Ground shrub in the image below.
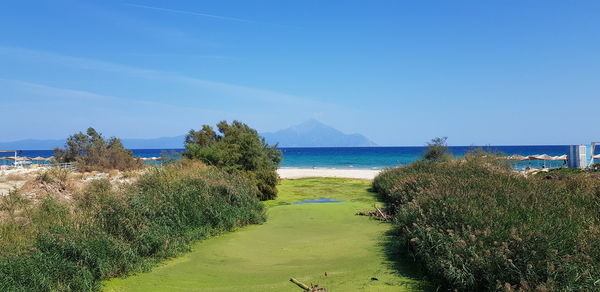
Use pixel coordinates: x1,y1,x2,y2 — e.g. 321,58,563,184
422,137,451,161
372,166,410,195
0,162,265,291
373,156,600,291
183,120,282,200
0,188,29,219
54,128,142,172
36,168,69,184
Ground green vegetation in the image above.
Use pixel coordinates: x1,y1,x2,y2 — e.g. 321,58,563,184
373,156,600,291
0,161,264,291
0,188,29,219
422,137,451,161
183,121,282,200
104,178,428,291
54,128,142,171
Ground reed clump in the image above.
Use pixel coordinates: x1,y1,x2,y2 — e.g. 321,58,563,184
0,161,265,291
373,156,600,291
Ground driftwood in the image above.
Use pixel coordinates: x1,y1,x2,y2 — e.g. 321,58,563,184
374,205,390,220
356,204,391,221
290,278,310,290
289,278,327,291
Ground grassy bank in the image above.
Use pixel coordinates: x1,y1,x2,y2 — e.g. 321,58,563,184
373,157,600,291
104,178,429,291
0,162,265,291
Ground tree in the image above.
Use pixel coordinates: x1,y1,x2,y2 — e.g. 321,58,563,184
183,121,282,200
54,128,142,171
423,137,451,161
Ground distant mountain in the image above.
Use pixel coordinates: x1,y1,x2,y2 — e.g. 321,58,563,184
262,119,377,147
0,120,376,149
0,136,186,150
0,139,65,151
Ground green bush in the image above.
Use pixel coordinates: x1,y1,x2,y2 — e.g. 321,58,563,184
35,168,70,184
54,127,142,172
422,137,451,161
373,157,600,291
183,121,282,200
0,162,265,291
372,166,410,195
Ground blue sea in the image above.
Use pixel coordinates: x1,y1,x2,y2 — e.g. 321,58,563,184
0,146,583,169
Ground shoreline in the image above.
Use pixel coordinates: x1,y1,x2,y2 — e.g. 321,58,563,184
277,168,380,180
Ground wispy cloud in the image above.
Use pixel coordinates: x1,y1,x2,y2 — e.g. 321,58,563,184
124,3,256,24
0,46,337,110
123,3,300,29
123,52,238,60
0,77,230,116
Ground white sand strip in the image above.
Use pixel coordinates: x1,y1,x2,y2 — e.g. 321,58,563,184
277,168,380,180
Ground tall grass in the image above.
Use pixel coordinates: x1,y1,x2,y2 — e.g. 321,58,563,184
373,157,600,291
0,161,265,291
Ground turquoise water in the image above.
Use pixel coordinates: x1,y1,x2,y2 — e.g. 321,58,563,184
0,145,583,169
278,146,572,169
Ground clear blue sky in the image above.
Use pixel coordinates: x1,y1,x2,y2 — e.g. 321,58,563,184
1,0,599,145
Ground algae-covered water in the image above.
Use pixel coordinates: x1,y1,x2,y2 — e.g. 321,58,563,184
103,178,428,291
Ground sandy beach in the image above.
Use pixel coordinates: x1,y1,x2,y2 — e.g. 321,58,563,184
277,168,380,180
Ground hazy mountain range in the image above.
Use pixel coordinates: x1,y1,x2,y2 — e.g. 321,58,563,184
0,136,187,150
0,120,376,150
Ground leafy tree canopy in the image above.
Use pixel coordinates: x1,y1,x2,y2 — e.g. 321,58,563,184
54,128,142,171
183,121,282,200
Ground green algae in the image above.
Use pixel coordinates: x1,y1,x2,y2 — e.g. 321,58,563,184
103,178,428,291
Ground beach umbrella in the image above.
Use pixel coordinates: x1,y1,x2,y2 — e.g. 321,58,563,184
31,156,49,161
505,154,527,161
527,154,553,168
528,154,552,160
16,156,31,161
550,155,568,161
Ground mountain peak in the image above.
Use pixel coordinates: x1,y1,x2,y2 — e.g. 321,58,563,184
288,119,330,133
263,120,376,147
